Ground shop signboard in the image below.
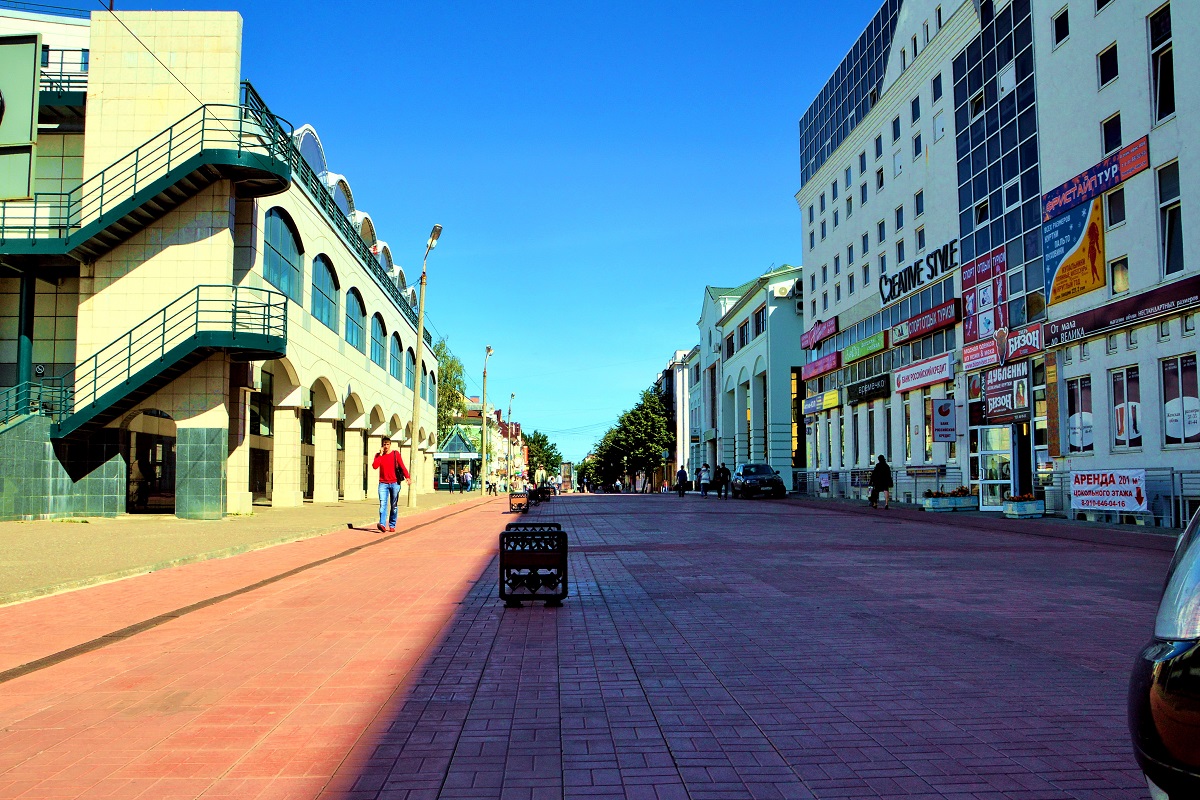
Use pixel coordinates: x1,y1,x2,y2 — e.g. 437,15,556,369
878,238,961,305
931,399,956,442
1044,274,1200,347
801,351,841,381
1003,322,1044,362
1042,136,1150,222
963,340,1000,371
894,353,954,393
983,359,1031,423
845,374,890,405
843,330,887,363
962,246,1008,344
1070,469,1148,512
802,317,838,349
891,299,959,346
1044,197,1106,305
802,389,841,415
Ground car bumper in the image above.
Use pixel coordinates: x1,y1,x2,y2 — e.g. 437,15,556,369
737,484,783,496
1129,638,1200,799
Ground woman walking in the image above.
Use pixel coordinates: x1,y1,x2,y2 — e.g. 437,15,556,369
869,455,893,509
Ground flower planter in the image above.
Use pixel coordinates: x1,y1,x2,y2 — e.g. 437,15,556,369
1003,500,1044,519
922,496,976,512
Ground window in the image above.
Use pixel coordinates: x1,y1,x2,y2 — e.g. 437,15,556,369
914,190,924,217
1162,353,1200,445
877,220,886,243
1150,4,1175,123
1098,44,1119,87
832,181,839,201
1159,161,1184,274
406,348,416,389
821,220,827,240
834,255,841,275
808,205,814,223
892,116,901,142
859,152,867,173
1110,256,1129,295
917,227,926,252
1097,0,1114,10
879,253,887,274
844,167,852,189
911,97,921,124
809,231,815,249
1107,334,1118,355
849,274,856,295
933,109,946,142
901,48,907,70
970,91,985,119
311,254,339,331
370,314,387,368
1159,320,1171,342
936,5,942,29
738,320,749,347
820,193,826,212
834,210,840,229
875,135,883,160
264,208,303,302
975,199,990,227
912,133,923,160
753,305,766,337
924,22,930,45
912,34,918,58
1106,187,1126,227
1102,113,1122,156
725,334,735,359
862,233,870,254
860,183,868,204
932,73,943,102
1066,376,1093,453
893,151,903,177
810,274,816,293
895,206,905,230
846,195,854,218
345,289,366,352
1186,314,1196,336
836,284,842,302
1052,7,1069,47
1129,328,1139,349
390,333,403,380
822,292,828,311
1111,366,1142,449
897,240,906,263
822,264,828,283
863,263,870,284
848,244,855,264
812,299,817,317
876,168,884,190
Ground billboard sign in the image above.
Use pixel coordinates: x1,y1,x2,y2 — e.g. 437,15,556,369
846,374,891,405
1070,469,1148,512
891,299,959,345
1044,198,1106,305
1044,274,1200,347
843,330,887,363
0,34,42,200
801,351,841,381
802,317,838,349
894,353,955,393
931,399,956,442
803,389,841,415
1042,137,1150,221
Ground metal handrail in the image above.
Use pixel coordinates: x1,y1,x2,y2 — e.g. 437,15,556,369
0,380,70,427
54,284,288,422
40,47,88,93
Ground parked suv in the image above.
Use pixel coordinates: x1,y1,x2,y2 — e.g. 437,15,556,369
730,463,786,499
1129,508,1200,799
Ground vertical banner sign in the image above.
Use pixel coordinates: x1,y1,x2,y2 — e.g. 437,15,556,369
1046,351,1062,457
1044,198,1106,305
1070,469,1148,512
931,399,956,442
0,34,42,200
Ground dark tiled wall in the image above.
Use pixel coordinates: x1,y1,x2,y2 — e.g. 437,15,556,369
0,416,124,520
175,427,227,519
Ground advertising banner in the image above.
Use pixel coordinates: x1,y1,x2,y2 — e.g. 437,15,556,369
843,330,887,363
846,374,891,404
801,351,841,381
803,389,841,415
1042,137,1150,221
983,359,1031,423
1070,469,1148,512
963,340,1000,371
878,239,961,306
931,399,956,442
802,317,838,349
895,353,954,393
1044,274,1200,347
1044,197,1106,305
0,33,42,200
891,299,960,345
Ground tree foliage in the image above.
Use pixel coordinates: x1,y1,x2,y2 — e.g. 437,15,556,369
432,338,467,436
524,429,563,474
589,386,674,487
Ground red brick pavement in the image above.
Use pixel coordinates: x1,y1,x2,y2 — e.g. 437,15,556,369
0,494,1171,799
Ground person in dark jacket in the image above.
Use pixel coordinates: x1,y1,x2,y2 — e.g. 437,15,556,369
869,455,893,509
675,466,688,498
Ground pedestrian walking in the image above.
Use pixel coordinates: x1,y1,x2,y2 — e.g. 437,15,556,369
716,463,732,499
676,465,688,498
371,437,410,532
869,455,893,509
461,468,473,493
699,463,711,498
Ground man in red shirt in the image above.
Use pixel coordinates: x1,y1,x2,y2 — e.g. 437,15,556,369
372,437,410,532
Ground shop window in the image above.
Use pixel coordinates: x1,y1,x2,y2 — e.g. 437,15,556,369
1106,187,1126,227
1161,353,1200,445
1102,113,1122,156
1111,366,1142,449
1066,376,1093,453
1159,161,1184,274
1052,7,1069,48
1150,4,1175,123
1098,43,1119,88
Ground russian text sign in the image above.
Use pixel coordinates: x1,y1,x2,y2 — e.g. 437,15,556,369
1070,469,1148,512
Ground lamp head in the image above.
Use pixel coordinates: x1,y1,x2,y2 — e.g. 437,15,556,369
486,346,493,356
427,224,443,250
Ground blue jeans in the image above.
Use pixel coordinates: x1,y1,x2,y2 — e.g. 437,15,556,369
378,482,400,528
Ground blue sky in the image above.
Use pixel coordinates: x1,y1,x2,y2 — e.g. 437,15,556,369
105,0,883,460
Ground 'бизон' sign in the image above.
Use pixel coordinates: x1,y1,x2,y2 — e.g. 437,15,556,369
1070,469,1148,512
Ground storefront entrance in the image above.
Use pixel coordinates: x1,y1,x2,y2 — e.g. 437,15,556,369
972,425,1012,511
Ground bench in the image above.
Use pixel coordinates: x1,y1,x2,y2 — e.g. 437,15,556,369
499,522,568,608
509,492,528,513
530,486,552,504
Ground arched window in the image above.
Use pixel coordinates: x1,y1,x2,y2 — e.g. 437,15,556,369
370,314,387,368
311,255,339,331
264,208,303,302
405,348,416,390
345,289,366,352
389,333,403,381
427,374,436,407
421,365,428,403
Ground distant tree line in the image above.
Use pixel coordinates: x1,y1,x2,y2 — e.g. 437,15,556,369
577,386,673,491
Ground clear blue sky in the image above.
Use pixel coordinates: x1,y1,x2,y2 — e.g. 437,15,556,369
101,0,883,461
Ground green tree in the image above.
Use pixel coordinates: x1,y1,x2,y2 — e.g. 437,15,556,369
524,429,563,474
589,386,674,488
431,338,467,436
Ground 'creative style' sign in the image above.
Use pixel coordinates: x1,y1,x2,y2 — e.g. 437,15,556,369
878,239,960,306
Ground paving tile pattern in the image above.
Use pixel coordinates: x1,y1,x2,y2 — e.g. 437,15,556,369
336,496,1168,800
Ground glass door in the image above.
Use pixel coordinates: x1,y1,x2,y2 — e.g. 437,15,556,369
976,425,1013,511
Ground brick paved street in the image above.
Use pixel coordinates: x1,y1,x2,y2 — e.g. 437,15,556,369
0,494,1172,799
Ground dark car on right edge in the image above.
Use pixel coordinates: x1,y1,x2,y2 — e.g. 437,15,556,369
730,463,786,499
1129,508,1200,800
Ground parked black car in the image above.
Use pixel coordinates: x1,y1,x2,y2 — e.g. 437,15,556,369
1129,508,1200,800
730,463,786,499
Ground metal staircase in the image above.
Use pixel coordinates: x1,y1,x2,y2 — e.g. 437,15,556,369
0,285,287,440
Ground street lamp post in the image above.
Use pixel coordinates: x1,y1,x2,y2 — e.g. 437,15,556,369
406,224,442,509
507,392,515,492
480,345,493,494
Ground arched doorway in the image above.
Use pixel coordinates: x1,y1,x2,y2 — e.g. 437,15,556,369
122,409,177,514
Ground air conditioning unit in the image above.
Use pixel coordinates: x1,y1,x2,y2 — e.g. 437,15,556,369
772,283,792,299
795,299,805,315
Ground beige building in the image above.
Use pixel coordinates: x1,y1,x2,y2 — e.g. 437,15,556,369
0,7,439,519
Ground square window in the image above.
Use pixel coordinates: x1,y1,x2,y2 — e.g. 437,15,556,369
915,190,924,217
1106,187,1126,227
893,151,903,177
860,183,868,204
933,109,946,141
1053,7,1069,47
1102,113,1121,156
917,227,926,251
911,96,921,124
876,168,885,190
875,135,883,159
859,151,867,173
895,206,905,230
892,116,901,142
877,220,886,243
1110,256,1129,294
1098,44,1119,87
913,133,923,160
932,73,943,102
